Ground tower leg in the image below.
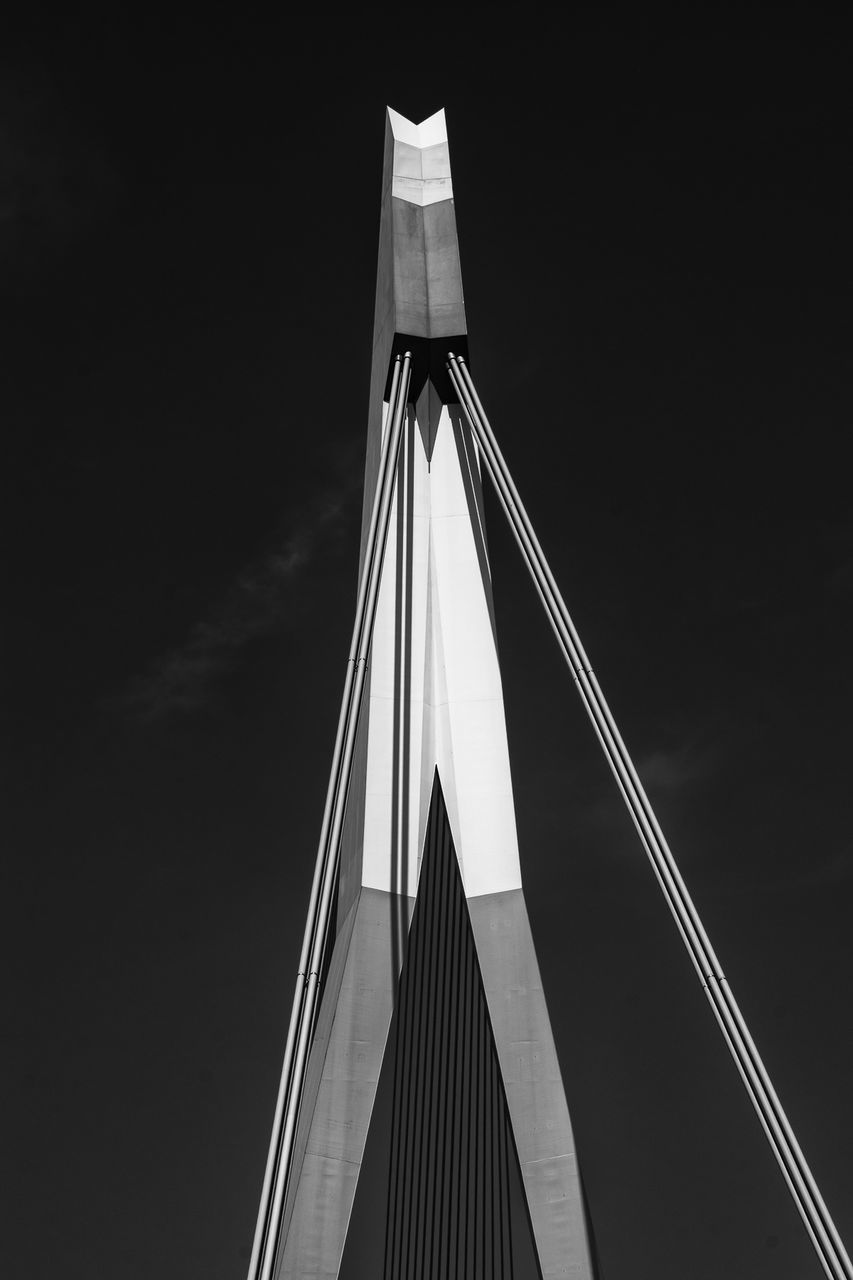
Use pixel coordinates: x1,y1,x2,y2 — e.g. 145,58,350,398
275,887,414,1279
470,890,598,1279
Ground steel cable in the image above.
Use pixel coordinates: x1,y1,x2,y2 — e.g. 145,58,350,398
248,354,412,1280
447,352,851,1280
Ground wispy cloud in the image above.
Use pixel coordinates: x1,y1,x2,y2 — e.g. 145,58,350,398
761,849,853,894
0,60,117,268
633,740,714,792
582,733,719,842
123,487,356,721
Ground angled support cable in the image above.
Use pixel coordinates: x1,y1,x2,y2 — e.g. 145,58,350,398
247,352,412,1280
447,352,852,1280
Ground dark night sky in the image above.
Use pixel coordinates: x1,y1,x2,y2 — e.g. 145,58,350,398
3,14,852,1279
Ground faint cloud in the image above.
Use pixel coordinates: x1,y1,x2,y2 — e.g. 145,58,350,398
0,60,116,267
584,733,718,839
634,741,713,792
766,848,853,893
123,489,353,721
826,561,853,597
824,536,853,599
813,518,853,599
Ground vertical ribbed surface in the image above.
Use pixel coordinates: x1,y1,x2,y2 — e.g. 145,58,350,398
384,775,517,1279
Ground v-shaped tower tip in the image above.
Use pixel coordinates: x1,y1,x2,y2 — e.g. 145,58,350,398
386,106,447,148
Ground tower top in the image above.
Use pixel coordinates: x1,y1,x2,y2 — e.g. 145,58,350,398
385,107,453,208
386,106,447,148
366,105,466,419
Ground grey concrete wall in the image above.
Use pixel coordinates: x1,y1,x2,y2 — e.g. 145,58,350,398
276,887,414,1279
469,888,597,1279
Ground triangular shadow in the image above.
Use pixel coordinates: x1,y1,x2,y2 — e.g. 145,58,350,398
341,771,542,1278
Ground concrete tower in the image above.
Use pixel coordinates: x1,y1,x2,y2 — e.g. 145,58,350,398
268,107,597,1279
248,107,852,1280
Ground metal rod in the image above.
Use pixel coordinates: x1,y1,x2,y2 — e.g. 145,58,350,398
448,352,844,1279
257,353,413,1280
451,364,845,1279
247,355,407,1280
459,353,851,1267
447,352,851,1280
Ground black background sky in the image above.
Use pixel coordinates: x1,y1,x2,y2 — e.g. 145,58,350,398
3,12,852,1280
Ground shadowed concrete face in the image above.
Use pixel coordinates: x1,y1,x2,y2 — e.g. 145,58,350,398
342,775,546,1280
